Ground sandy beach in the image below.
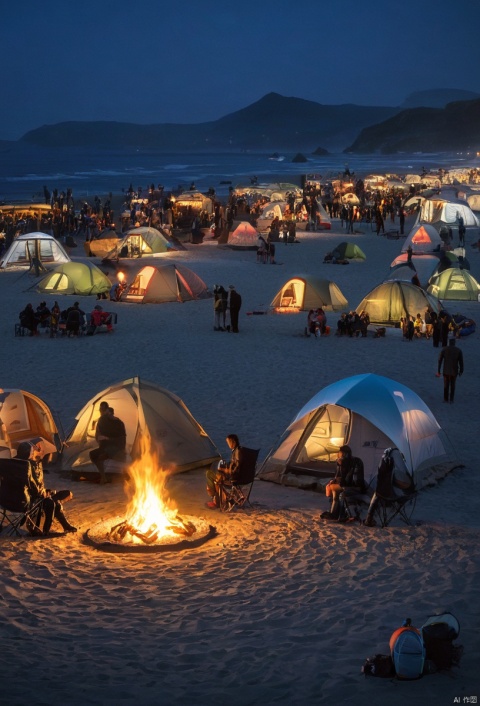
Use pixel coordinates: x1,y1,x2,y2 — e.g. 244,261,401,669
1,211,479,706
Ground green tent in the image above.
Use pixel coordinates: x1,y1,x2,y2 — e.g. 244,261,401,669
332,241,366,261
427,268,480,301
35,261,111,296
356,281,442,326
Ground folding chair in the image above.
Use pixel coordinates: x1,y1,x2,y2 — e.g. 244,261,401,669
0,458,44,537
373,488,417,528
217,448,260,512
366,447,417,528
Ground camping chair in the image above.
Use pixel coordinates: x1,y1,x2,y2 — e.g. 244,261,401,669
0,458,44,536
373,487,417,528
217,448,260,512
368,447,417,528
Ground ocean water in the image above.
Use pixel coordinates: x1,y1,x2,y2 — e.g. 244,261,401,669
0,146,478,204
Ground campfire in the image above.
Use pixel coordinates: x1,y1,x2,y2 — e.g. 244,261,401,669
85,436,215,553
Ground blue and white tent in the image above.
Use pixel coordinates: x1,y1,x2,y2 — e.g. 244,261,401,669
258,374,459,490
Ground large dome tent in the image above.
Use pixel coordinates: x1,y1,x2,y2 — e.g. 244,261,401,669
257,374,459,491
61,377,220,478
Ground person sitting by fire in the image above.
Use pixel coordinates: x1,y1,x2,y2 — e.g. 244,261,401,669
89,401,127,484
205,434,243,509
16,441,77,536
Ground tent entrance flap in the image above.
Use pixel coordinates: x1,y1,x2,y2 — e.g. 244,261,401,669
293,405,350,465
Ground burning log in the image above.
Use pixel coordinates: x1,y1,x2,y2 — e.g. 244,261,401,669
108,514,197,545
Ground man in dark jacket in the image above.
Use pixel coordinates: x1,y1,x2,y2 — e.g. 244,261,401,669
438,338,464,403
228,285,242,333
323,445,365,520
89,401,127,483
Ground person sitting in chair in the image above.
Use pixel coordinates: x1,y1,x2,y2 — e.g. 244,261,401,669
16,441,77,536
205,434,243,509
89,401,127,484
322,445,365,521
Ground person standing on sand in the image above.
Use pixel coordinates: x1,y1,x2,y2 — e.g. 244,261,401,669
228,285,242,333
437,338,464,403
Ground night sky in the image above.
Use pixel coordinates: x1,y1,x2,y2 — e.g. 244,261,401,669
2,0,480,141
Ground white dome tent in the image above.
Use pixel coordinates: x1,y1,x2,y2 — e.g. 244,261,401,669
0,232,70,270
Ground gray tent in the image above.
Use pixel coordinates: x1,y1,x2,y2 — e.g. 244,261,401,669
270,275,348,312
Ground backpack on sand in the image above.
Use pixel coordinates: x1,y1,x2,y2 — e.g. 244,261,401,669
421,612,463,671
389,619,425,680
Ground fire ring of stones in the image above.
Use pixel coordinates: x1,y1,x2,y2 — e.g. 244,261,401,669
83,515,216,553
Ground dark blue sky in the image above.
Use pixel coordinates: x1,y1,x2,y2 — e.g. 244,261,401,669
2,0,480,141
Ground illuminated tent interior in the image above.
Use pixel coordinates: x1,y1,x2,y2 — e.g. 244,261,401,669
401,223,443,254
0,388,62,460
270,275,348,312
257,374,458,491
226,221,260,249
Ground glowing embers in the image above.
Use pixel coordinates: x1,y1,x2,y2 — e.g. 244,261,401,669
84,438,215,553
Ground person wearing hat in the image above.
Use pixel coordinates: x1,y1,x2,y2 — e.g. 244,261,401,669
228,285,242,333
16,441,77,536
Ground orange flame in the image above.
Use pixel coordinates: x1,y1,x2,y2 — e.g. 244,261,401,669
123,433,178,541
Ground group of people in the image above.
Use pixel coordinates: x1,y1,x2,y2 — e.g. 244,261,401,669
213,284,242,333
401,308,456,346
18,301,113,337
336,310,370,337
